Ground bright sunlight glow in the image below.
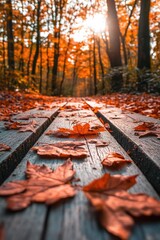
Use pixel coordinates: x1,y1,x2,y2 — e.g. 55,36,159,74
72,13,107,42
86,13,106,33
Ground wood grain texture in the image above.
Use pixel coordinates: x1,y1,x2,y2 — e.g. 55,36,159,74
0,106,64,184
0,100,160,240
85,100,160,194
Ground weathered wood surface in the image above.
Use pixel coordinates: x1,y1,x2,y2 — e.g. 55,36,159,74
0,102,65,184
85,100,160,194
0,100,160,240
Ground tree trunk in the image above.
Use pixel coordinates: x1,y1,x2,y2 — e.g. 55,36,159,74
6,0,15,89
106,0,123,91
51,0,63,94
137,0,151,92
31,0,41,78
19,0,24,76
97,37,105,94
93,34,97,95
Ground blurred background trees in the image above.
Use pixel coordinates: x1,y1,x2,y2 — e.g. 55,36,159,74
0,0,159,95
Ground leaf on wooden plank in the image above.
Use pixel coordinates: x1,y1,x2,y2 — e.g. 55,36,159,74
83,173,160,240
48,123,105,138
87,139,109,147
134,122,160,139
4,120,38,132
32,141,88,158
14,113,51,120
101,152,132,168
0,143,11,152
0,159,76,211
135,131,159,138
134,122,156,131
83,173,137,193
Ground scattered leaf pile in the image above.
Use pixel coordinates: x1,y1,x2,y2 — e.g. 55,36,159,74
0,159,76,210
83,173,160,240
90,94,160,119
32,141,88,158
0,91,64,121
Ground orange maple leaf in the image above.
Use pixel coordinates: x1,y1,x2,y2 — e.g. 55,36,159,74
46,123,105,138
0,159,76,211
83,174,160,240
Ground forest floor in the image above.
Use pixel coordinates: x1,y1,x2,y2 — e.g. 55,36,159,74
0,91,160,120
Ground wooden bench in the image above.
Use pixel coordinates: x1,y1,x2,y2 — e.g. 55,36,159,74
0,100,160,240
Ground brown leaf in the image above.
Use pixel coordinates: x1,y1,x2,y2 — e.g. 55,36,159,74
83,174,160,240
101,152,132,168
0,159,76,211
32,141,88,158
4,120,37,132
0,143,11,152
87,139,109,147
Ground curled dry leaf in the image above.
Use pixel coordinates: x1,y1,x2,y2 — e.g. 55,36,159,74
134,122,160,139
4,120,38,133
87,139,109,147
0,159,76,211
0,143,11,152
32,141,88,158
101,152,132,168
83,174,160,240
134,122,156,131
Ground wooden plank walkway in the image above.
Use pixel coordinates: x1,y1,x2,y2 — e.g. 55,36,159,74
0,99,160,240
85,100,160,193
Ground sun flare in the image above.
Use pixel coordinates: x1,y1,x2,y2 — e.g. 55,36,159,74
72,13,107,42
86,13,106,33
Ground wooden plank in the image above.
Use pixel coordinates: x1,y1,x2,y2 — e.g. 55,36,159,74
0,103,65,184
85,100,160,194
0,100,160,240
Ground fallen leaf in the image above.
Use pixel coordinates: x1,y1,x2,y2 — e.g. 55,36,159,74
0,143,11,152
134,122,160,139
32,141,88,158
87,139,109,147
101,152,132,168
134,122,155,131
83,174,160,240
4,120,37,132
47,123,105,138
0,159,76,211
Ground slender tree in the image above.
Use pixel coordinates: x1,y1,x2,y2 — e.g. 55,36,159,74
31,0,42,81
106,0,123,91
137,0,151,92
6,0,15,88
